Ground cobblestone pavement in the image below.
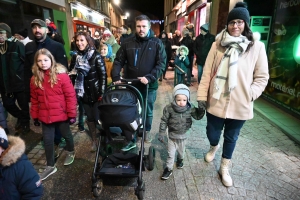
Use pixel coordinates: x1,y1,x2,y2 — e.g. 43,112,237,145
8,68,300,199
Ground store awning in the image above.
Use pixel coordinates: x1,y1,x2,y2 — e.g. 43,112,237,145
72,17,106,28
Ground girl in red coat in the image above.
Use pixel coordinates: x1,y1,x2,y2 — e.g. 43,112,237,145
30,48,77,181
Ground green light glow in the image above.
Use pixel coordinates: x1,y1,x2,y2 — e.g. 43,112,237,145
293,34,300,64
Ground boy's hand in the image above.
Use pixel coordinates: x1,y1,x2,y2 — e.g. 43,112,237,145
158,134,164,143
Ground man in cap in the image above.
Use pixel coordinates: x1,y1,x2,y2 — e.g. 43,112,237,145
14,28,32,45
24,19,68,156
0,22,30,135
0,127,43,199
193,23,215,83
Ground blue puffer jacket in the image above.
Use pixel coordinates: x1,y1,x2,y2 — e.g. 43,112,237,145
0,136,43,200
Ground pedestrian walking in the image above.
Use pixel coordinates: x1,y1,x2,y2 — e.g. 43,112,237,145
0,23,30,135
0,128,43,199
30,48,77,180
174,45,189,85
158,84,204,180
193,23,215,83
112,14,166,147
69,32,106,152
197,2,269,187
158,31,172,81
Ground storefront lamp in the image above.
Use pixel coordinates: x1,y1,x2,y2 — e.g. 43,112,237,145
114,0,120,5
293,34,300,64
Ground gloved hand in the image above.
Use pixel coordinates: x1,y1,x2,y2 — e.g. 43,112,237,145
69,117,76,125
198,101,207,111
34,119,40,126
179,55,186,61
158,134,164,143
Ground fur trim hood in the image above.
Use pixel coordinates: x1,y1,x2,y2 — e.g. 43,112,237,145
176,45,189,56
0,136,25,167
55,64,68,74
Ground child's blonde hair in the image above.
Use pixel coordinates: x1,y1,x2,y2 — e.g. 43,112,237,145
32,48,60,89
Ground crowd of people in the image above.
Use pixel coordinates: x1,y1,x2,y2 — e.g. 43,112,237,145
0,2,269,197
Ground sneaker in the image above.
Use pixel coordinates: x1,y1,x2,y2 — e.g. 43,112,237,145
161,168,173,180
59,138,66,148
176,159,184,169
144,131,152,143
78,125,85,132
64,151,75,166
39,166,57,180
121,141,136,152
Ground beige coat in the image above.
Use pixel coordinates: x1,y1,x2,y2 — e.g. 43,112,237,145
197,36,269,120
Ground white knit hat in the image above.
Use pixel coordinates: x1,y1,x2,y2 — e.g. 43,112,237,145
173,84,190,101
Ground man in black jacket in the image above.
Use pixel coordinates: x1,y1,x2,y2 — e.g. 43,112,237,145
0,23,30,135
193,23,215,83
24,19,68,157
180,28,194,86
112,15,166,149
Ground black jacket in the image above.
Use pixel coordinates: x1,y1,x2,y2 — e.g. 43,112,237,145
193,32,215,66
180,35,194,57
0,40,25,93
69,49,106,103
112,29,166,90
159,32,172,62
24,36,68,98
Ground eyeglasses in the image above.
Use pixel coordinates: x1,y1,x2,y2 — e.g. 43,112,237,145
228,20,244,27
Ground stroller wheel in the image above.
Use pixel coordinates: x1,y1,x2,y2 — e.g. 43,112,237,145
147,146,155,171
92,179,103,197
135,182,145,200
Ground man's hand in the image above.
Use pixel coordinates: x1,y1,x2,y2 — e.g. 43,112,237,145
198,101,207,111
138,77,148,85
113,80,121,84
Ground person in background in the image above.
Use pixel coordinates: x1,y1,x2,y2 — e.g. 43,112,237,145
193,23,215,83
158,84,203,180
173,30,181,46
179,27,194,86
158,31,172,81
30,48,77,180
167,32,174,45
174,45,189,85
69,32,106,152
119,25,129,45
93,30,101,50
87,30,100,50
127,27,133,37
0,23,30,135
47,26,65,45
112,14,166,148
14,28,32,45
186,22,195,38
197,2,269,187
101,29,120,58
100,43,114,85
45,18,57,31
0,128,43,199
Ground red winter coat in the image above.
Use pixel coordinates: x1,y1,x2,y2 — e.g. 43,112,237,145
30,66,77,124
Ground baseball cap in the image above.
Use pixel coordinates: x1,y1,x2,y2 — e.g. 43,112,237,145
31,19,47,28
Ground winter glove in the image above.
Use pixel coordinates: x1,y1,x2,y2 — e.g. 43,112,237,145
198,101,207,111
34,119,40,126
69,117,76,125
158,134,164,143
179,55,186,61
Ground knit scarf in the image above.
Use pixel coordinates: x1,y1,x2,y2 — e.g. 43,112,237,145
213,30,250,100
171,101,190,113
74,48,94,97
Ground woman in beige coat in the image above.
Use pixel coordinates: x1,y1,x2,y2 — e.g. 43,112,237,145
197,2,269,187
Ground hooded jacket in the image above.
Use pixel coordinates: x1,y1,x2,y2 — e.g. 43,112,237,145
112,29,166,90
174,45,189,75
0,136,43,200
159,84,197,139
193,31,215,66
197,31,269,120
104,34,120,58
30,65,77,124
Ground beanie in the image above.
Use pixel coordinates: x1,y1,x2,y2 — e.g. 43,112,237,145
0,128,8,149
200,23,209,32
0,23,12,38
173,84,190,101
227,2,250,25
182,28,190,36
103,29,112,38
17,28,28,38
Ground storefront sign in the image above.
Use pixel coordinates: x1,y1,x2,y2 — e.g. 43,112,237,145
264,0,300,118
70,2,105,26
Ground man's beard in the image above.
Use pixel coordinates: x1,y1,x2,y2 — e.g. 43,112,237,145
35,32,46,42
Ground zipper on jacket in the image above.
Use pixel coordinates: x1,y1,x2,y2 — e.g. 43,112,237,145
134,49,139,67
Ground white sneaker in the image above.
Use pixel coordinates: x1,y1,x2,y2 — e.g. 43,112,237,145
204,144,220,162
64,151,75,166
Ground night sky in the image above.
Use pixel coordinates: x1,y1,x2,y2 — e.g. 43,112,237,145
119,0,164,20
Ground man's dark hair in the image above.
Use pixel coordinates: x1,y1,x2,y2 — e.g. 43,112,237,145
135,15,151,25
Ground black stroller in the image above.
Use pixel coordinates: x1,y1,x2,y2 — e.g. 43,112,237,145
92,79,155,200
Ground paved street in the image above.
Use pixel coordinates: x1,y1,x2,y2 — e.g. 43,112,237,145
8,68,300,199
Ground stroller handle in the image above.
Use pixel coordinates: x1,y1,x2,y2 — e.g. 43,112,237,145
120,79,143,85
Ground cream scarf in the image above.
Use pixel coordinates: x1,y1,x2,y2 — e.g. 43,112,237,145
213,30,250,100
